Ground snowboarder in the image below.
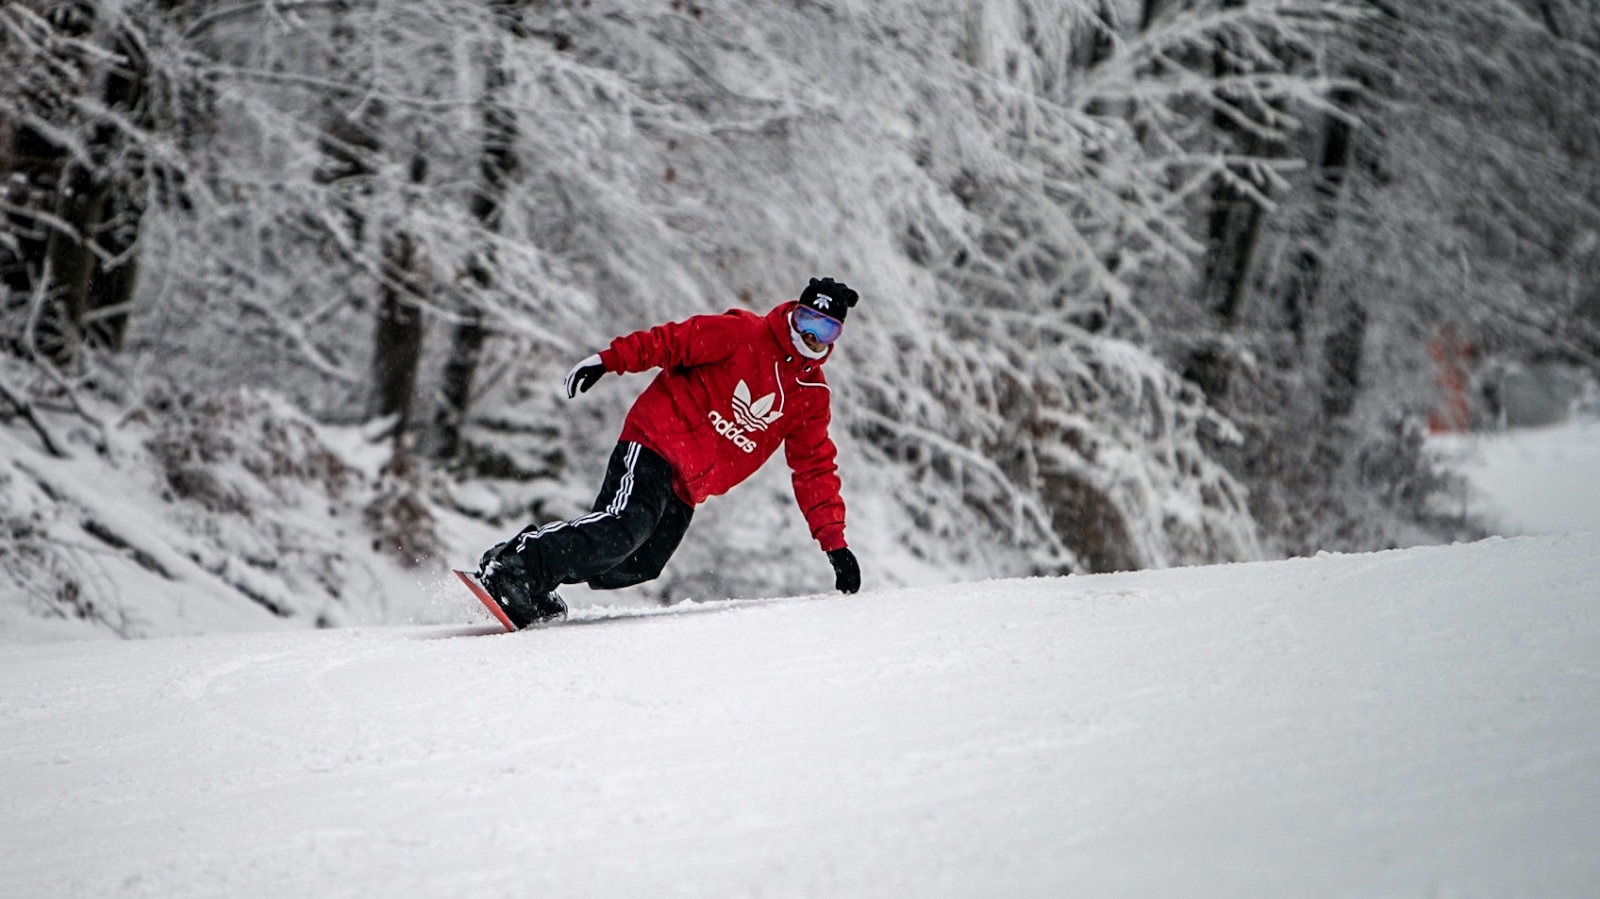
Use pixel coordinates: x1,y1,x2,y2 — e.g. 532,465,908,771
473,277,863,628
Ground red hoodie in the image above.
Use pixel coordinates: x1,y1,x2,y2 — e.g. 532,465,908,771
596,301,847,551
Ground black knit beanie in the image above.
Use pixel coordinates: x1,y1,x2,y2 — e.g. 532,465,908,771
798,277,859,322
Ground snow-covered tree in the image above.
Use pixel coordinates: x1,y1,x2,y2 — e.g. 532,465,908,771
11,0,1588,632
1161,0,1600,555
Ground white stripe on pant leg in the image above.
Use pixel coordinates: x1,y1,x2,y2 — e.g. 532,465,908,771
516,512,601,551
515,520,560,552
611,445,636,515
558,512,609,532
610,443,639,515
607,442,641,517
514,447,641,552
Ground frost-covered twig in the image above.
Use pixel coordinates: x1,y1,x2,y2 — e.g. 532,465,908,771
0,378,71,459
850,406,1068,558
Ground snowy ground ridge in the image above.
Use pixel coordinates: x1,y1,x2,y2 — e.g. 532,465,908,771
4,533,1598,898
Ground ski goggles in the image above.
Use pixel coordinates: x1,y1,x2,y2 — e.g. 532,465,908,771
793,305,844,345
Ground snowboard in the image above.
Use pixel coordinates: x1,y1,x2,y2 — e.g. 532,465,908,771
453,568,517,632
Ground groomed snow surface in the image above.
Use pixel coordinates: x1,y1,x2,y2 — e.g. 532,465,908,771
1431,418,1600,536
4,532,1599,898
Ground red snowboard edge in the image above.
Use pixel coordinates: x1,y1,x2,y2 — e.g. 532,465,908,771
454,569,516,632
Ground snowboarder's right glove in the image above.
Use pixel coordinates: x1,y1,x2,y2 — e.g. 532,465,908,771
827,547,860,594
564,353,608,398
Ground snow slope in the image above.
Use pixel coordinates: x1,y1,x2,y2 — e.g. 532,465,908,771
1431,418,1600,536
4,534,1598,898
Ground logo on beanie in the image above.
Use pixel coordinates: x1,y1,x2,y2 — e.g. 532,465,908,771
812,294,834,312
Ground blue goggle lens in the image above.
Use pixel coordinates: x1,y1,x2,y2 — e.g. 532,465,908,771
794,306,843,344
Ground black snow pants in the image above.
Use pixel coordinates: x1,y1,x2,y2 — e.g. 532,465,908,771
507,441,694,594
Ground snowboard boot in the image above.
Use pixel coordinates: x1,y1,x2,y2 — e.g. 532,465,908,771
478,556,568,628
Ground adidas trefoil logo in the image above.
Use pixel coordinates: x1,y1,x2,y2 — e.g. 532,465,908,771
731,380,782,431
813,294,833,311
708,379,783,454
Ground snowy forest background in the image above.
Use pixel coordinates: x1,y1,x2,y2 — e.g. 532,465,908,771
2,0,1597,639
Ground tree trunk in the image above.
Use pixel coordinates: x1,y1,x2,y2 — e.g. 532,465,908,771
372,230,425,430
1535,0,1563,38
79,25,149,352
1183,0,1273,401
1081,0,1123,117
1267,84,1363,420
1086,0,1119,69
4,1,147,364
435,1,522,462
1,124,62,303
53,13,148,362
1139,0,1170,32
42,159,105,362
436,313,487,460
1198,177,1268,328
371,153,429,433
315,0,382,247
1284,92,1356,347
1320,301,1367,419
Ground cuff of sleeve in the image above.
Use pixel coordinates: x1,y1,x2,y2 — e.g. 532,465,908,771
816,527,847,553
597,347,622,373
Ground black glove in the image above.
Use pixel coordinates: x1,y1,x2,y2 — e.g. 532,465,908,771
564,353,608,399
827,547,860,594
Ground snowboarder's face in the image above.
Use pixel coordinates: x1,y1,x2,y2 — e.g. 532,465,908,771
793,305,843,349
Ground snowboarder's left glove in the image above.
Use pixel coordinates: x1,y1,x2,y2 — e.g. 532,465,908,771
827,547,860,594
564,354,608,398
